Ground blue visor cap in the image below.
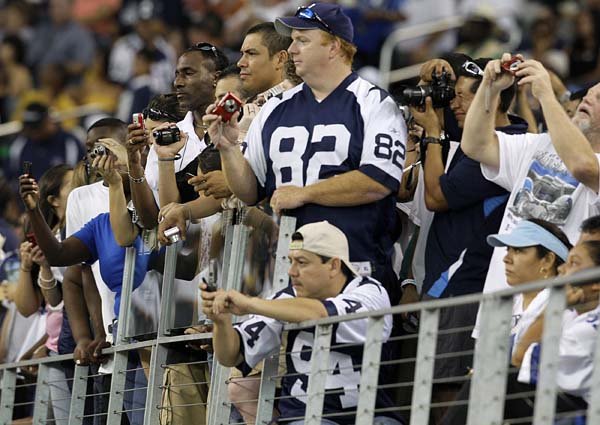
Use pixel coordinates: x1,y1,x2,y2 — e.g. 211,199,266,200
487,220,569,262
275,2,354,44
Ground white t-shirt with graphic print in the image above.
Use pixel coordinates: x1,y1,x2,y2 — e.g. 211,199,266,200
473,131,600,337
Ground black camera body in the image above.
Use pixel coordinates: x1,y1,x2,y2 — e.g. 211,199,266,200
397,69,455,108
153,127,181,146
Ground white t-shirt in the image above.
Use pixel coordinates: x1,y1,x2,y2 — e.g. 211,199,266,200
474,131,600,336
518,306,599,403
145,111,206,205
65,181,115,334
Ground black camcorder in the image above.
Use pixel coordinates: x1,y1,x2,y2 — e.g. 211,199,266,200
396,69,455,108
153,126,181,146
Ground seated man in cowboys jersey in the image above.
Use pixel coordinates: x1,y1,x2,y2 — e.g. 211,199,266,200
201,221,404,424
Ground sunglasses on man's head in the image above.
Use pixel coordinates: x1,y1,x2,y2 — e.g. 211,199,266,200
188,42,219,58
461,60,485,78
296,5,333,34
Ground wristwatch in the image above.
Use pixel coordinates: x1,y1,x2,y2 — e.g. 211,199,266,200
423,136,442,147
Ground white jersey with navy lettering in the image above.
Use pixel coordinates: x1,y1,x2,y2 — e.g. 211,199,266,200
243,73,407,268
233,276,400,424
518,306,599,403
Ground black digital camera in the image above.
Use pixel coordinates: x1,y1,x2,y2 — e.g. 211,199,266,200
153,127,181,146
396,69,455,108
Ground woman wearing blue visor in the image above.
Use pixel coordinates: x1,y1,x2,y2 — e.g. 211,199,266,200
442,218,571,425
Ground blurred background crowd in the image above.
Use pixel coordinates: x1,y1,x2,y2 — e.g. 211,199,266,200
0,0,598,424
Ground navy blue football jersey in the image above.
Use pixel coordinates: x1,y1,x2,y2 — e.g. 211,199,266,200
244,73,407,266
234,276,398,424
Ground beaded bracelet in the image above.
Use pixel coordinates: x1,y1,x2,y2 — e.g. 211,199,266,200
128,173,146,184
37,274,57,290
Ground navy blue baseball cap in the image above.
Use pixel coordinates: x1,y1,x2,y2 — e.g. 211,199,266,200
275,3,354,44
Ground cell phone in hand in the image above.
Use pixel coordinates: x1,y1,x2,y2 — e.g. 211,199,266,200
26,232,37,248
132,113,145,130
22,161,32,177
202,278,217,292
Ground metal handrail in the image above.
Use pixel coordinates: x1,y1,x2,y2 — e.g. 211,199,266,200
1,266,598,371
379,15,465,90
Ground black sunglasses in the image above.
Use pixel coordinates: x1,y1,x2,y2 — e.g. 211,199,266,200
296,5,333,34
142,107,179,122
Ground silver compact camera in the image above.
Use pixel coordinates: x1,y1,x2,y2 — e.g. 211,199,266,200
164,226,181,244
89,143,108,160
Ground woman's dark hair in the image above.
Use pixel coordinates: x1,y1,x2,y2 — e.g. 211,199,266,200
146,93,185,122
528,218,572,271
581,241,600,267
38,164,72,230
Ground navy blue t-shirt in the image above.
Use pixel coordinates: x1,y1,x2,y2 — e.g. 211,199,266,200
423,117,528,297
244,73,407,268
72,213,152,316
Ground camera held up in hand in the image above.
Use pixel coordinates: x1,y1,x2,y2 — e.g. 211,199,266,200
89,143,108,160
396,69,455,108
153,126,181,146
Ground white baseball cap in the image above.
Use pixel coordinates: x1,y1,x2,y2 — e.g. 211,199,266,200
289,221,358,277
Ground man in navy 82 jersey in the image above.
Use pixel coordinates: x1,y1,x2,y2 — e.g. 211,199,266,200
202,221,404,424
203,3,407,302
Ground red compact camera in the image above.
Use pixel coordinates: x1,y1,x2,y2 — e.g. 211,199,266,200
502,57,522,75
213,92,243,122
132,113,145,130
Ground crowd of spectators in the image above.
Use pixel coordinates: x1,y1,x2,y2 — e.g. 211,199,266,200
0,0,600,425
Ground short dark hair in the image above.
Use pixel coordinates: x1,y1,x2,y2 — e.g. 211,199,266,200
185,43,229,73
528,218,572,271
217,64,241,82
88,117,127,132
581,240,600,267
581,215,600,234
246,22,291,57
469,79,516,113
88,117,127,142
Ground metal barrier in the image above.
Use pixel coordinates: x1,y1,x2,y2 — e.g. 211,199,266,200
379,16,465,90
2,210,600,424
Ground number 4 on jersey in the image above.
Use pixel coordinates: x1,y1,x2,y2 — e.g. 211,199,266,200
343,299,362,314
244,321,267,348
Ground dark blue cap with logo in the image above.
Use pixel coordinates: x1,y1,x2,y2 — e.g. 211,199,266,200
275,2,354,44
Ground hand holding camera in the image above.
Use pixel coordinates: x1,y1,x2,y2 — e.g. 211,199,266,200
18,166,39,211
126,114,150,165
91,149,122,186
203,93,243,151
512,58,554,102
157,203,189,245
151,122,186,160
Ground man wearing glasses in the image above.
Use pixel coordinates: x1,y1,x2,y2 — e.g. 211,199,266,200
202,3,407,306
404,53,526,419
